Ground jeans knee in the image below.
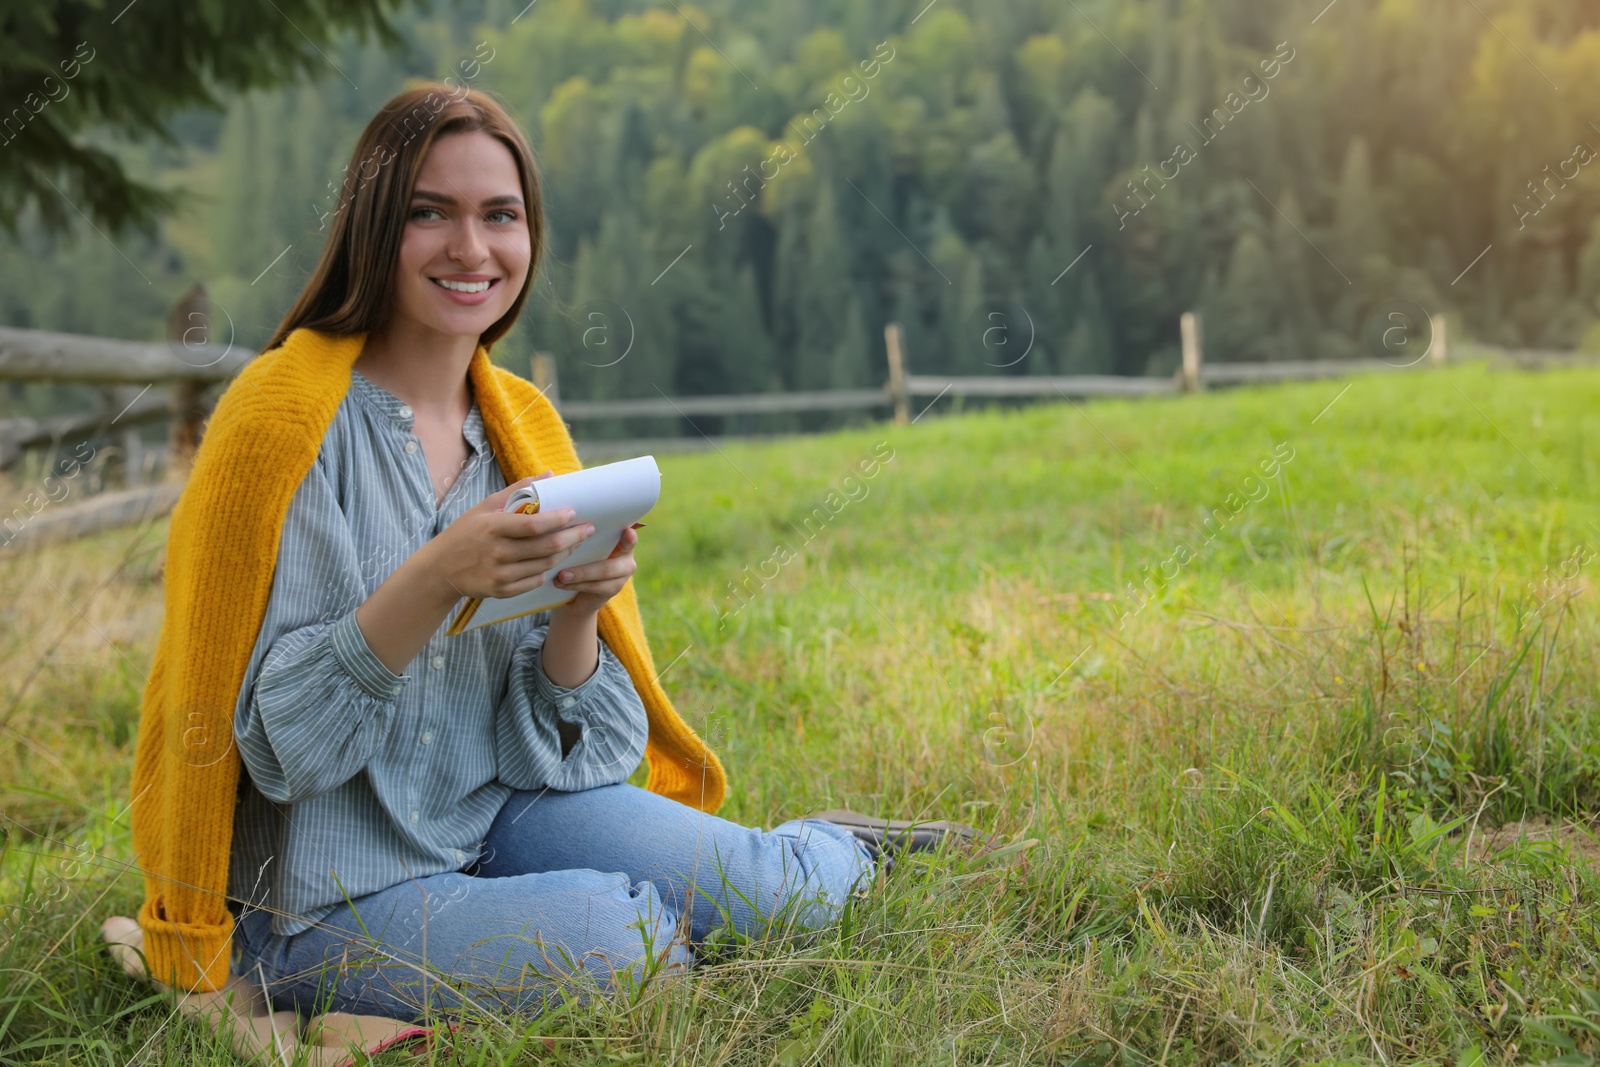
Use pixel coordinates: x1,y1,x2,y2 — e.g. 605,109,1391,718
413,874,689,1017
574,872,689,989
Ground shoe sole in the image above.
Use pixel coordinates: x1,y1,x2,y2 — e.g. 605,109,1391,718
807,810,990,856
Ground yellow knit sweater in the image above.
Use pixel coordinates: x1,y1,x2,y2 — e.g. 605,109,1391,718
128,328,727,992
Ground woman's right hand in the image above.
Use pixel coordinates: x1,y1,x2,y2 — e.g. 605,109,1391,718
422,473,595,602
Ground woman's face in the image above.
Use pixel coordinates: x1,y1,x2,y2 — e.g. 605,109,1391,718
392,131,531,343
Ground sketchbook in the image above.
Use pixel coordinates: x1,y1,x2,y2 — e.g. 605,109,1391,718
445,455,661,635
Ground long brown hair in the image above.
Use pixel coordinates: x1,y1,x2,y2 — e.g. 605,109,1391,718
264,84,544,353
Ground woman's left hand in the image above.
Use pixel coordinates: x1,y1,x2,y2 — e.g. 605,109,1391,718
550,526,638,616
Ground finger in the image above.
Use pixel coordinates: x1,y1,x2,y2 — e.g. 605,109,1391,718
508,548,577,585
505,524,593,566
480,476,540,511
555,577,630,597
554,569,620,591
491,507,579,537
555,555,635,587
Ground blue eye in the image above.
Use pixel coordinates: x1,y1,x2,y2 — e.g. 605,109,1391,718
487,209,518,224
410,205,443,221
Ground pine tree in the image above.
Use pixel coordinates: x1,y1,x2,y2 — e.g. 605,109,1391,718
943,251,988,377
1270,189,1319,357
1059,272,1115,376
1576,217,1600,313
964,131,1040,276
3,0,404,233
1023,233,1065,376
793,181,854,391
1333,137,1382,282
826,295,871,391
1213,231,1277,363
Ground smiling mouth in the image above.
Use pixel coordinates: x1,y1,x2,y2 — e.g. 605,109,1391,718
432,278,496,293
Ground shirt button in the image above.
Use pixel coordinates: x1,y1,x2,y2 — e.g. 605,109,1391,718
419,731,434,746
409,809,420,824
398,404,413,420
558,697,576,711
430,654,445,670
404,439,419,454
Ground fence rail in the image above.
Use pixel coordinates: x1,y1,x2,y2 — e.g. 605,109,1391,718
0,391,172,469
0,325,245,383
3,299,1599,552
557,388,892,419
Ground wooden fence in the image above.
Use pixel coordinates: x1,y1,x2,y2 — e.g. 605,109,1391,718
1,298,1594,551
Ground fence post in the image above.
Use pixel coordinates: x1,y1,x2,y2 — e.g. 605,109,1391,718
123,386,146,486
532,352,560,406
1430,313,1448,366
884,322,909,425
102,384,145,488
1180,312,1204,393
165,283,211,483
93,384,128,488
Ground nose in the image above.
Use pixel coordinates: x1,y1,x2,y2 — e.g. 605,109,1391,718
446,214,490,267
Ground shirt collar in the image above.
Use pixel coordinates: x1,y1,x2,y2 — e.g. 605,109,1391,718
350,368,488,452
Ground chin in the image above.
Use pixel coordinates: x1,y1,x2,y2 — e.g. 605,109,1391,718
415,304,515,342
438,313,506,340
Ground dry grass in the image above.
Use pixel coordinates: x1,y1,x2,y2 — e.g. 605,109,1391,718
6,365,1600,1063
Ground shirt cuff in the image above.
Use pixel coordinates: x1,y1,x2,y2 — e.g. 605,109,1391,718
532,638,611,717
329,610,408,700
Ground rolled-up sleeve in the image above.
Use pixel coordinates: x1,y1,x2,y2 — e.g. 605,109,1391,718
233,451,410,805
495,625,648,792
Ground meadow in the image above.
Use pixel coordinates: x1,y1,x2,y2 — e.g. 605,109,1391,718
3,360,1600,1064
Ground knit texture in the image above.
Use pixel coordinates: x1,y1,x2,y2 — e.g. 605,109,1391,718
128,328,727,992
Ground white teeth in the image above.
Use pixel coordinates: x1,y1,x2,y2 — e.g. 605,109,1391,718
434,279,491,293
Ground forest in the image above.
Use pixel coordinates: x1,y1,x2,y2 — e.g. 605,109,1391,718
6,0,1600,424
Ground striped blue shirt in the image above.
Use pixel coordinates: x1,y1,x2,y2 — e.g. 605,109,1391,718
228,368,649,937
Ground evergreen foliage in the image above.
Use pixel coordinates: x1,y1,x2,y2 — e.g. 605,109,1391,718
6,0,1600,428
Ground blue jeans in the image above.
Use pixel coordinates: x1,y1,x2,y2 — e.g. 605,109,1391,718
229,784,874,1021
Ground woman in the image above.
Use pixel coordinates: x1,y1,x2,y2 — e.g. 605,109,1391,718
123,84,965,1027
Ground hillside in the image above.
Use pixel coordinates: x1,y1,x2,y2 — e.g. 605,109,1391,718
12,0,1600,435
4,365,1600,1061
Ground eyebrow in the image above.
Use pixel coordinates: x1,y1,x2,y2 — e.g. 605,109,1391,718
412,188,525,209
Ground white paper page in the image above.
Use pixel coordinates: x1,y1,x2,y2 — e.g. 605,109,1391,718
450,455,661,632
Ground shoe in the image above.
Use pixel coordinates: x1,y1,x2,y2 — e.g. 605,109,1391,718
806,809,989,863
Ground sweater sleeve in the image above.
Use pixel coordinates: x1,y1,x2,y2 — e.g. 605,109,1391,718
494,623,648,792
231,449,410,804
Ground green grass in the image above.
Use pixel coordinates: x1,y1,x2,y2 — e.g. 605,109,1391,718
5,361,1600,1064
